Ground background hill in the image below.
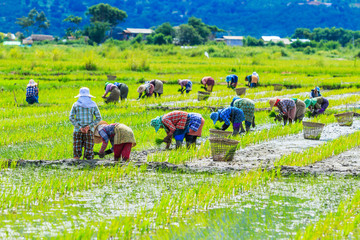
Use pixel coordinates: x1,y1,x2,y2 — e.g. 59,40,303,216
1,0,360,37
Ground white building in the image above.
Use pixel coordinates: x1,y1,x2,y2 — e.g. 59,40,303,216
223,36,244,46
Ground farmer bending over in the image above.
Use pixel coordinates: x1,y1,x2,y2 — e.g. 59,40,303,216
292,98,306,122
102,82,120,103
231,97,255,132
114,82,129,100
178,79,192,94
151,111,192,149
310,87,321,98
250,72,259,88
149,79,164,97
269,98,296,125
201,76,215,92
26,79,39,104
305,96,329,117
137,82,154,99
226,74,238,89
94,121,136,161
210,107,245,135
69,87,102,160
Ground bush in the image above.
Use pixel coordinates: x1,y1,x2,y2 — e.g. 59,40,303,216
83,51,97,71
153,33,166,45
303,46,314,55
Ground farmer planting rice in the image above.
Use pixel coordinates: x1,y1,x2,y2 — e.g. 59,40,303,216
201,76,215,92
102,82,120,103
210,106,245,135
292,98,306,122
137,82,154,99
25,79,39,104
226,74,238,89
250,72,259,88
113,82,129,100
151,111,192,149
310,86,322,98
231,97,255,132
269,98,296,125
305,96,329,117
245,74,252,87
184,112,205,148
149,79,164,97
94,121,136,161
178,79,192,94
69,87,102,160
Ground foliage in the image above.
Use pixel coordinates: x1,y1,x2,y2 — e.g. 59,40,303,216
84,21,110,44
177,24,202,45
63,15,82,37
15,8,50,35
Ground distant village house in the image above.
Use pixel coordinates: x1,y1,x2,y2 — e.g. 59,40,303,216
23,34,54,45
119,28,154,40
222,36,244,46
261,36,291,45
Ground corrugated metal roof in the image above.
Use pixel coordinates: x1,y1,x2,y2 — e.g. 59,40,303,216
124,28,154,34
261,36,281,41
223,36,244,40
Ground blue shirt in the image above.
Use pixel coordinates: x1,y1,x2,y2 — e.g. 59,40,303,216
219,107,245,125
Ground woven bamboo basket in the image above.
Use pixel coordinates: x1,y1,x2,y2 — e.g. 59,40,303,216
198,91,211,101
210,137,239,161
334,112,353,126
273,84,283,91
107,75,117,80
235,87,246,96
209,129,232,138
303,121,325,140
206,85,214,92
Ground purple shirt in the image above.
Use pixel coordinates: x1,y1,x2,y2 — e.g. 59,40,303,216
179,80,190,87
105,84,116,94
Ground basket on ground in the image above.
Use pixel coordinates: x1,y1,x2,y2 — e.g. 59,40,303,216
210,137,239,161
302,121,325,140
273,84,283,91
334,112,353,126
209,129,232,138
235,87,246,96
198,91,210,101
107,75,117,80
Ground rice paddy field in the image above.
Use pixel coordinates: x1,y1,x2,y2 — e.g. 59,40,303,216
1,43,360,239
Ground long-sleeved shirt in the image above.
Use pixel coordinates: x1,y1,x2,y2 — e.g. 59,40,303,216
219,107,245,126
188,113,202,132
26,86,38,98
69,104,102,132
99,124,116,153
201,77,215,86
226,75,238,83
277,98,295,115
105,84,116,95
179,80,190,87
162,111,189,133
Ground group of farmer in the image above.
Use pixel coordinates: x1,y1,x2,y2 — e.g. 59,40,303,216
268,87,328,125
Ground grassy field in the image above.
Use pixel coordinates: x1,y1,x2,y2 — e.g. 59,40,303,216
1,43,360,238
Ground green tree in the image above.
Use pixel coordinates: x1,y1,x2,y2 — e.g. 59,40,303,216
153,33,166,45
188,17,211,43
156,22,175,37
63,15,82,37
84,21,110,44
177,24,202,45
87,3,127,36
15,8,50,35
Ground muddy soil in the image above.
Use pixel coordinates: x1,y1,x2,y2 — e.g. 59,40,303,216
281,146,360,176
185,120,360,174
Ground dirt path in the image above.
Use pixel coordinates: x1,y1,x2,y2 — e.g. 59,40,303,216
185,120,360,173
281,146,360,176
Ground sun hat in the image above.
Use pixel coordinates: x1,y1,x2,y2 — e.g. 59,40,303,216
74,87,95,98
305,99,317,108
94,121,108,144
210,112,219,125
150,116,163,132
27,79,37,87
269,97,278,109
137,85,146,93
315,86,320,92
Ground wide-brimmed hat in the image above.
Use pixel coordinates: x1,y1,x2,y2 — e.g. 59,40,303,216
269,97,278,108
150,116,163,132
74,87,95,98
27,79,37,87
94,121,108,144
137,85,146,93
210,112,219,125
315,86,320,92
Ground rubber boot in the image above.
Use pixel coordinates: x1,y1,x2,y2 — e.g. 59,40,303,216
252,117,256,128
